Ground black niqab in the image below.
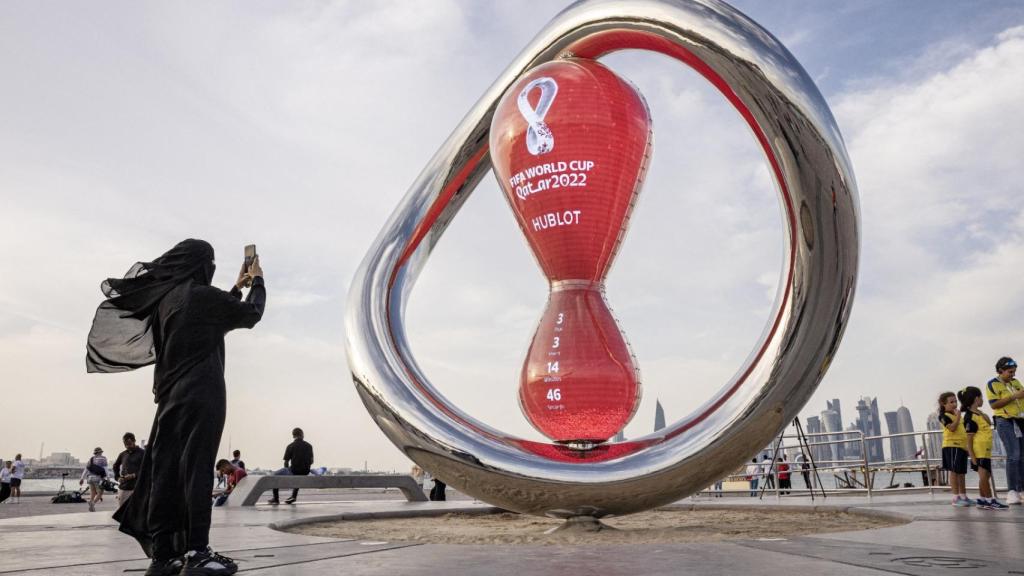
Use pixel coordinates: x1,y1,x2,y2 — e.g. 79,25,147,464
86,239,215,374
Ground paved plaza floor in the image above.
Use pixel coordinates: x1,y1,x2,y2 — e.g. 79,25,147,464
0,490,1021,575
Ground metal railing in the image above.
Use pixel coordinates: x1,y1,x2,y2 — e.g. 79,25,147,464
700,428,1008,500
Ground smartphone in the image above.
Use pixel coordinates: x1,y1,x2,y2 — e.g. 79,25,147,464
244,244,257,268
242,245,257,288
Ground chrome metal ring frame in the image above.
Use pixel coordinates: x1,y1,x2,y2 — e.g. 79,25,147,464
345,0,859,517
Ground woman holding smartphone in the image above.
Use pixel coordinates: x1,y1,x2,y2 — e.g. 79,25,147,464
87,239,265,576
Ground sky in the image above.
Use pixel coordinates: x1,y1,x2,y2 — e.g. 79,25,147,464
1,1,1023,471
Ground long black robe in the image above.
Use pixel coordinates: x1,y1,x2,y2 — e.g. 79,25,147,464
112,276,265,559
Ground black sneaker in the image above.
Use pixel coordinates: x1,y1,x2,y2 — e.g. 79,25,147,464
284,496,297,505
144,557,183,576
181,547,237,576
266,497,279,505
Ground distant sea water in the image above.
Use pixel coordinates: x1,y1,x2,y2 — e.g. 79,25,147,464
20,478,80,492
21,476,212,493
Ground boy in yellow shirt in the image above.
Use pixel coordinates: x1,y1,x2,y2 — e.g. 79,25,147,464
985,357,1024,505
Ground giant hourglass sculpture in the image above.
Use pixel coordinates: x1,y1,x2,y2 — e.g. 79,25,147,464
347,0,860,518
490,59,652,444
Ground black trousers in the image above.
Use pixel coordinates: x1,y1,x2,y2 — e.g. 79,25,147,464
271,488,300,500
429,480,447,501
272,471,306,501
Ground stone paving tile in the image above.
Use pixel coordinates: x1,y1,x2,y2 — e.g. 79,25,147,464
810,518,1024,560
262,542,892,576
0,540,421,575
740,537,1021,575
2,494,1021,575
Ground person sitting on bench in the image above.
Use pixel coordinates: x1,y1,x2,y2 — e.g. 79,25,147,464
212,460,247,507
268,428,314,505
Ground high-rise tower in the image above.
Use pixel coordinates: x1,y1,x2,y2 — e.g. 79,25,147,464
821,405,845,463
855,397,884,463
895,405,917,461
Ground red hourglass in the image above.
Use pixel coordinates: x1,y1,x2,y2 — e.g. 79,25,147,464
490,58,652,444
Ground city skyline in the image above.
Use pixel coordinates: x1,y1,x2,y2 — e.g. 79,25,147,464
802,396,921,464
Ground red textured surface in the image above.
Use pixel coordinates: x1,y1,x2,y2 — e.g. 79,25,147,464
491,59,650,443
518,288,641,442
490,58,652,282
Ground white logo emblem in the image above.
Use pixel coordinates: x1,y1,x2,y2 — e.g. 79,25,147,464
517,77,558,155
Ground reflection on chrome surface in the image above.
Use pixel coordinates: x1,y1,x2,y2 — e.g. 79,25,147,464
345,0,859,517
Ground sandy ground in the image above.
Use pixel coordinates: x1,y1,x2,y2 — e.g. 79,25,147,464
292,508,905,545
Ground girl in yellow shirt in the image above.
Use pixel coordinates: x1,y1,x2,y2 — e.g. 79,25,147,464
938,391,970,507
961,386,1008,510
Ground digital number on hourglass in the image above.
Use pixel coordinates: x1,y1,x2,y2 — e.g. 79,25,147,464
545,313,564,405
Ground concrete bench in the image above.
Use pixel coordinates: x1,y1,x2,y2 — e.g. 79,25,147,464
226,474,428,507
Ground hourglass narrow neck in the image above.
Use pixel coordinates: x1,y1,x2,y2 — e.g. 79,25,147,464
550,279,605,292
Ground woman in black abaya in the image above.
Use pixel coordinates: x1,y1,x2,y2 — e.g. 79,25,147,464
87,239,265,576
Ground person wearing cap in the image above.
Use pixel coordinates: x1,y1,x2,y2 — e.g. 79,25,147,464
81,447,109,512
986,356,1024,505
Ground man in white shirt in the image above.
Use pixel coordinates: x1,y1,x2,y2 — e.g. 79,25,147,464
760,455,775,490
745,459,760,497
11,454,25,503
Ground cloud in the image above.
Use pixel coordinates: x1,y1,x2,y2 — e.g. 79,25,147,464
808,25,1024,428
1,3,1022,470
0,0,561,470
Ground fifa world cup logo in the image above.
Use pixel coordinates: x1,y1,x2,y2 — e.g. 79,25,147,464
517,77,558,156
491,58,653,446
